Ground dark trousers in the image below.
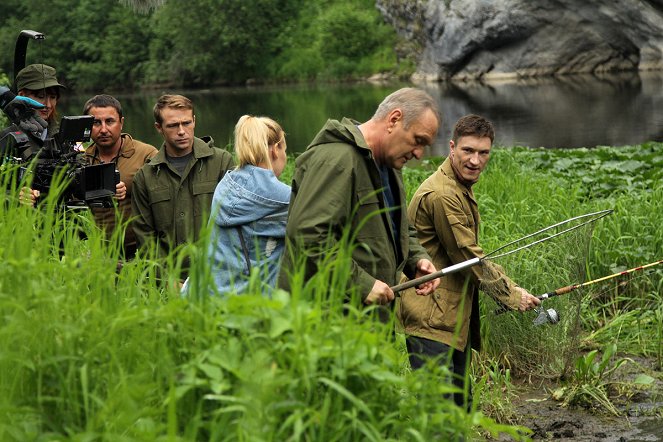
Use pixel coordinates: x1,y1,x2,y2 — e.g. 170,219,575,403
406,335,472,411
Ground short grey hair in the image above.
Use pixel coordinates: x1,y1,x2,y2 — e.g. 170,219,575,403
371,87,440,128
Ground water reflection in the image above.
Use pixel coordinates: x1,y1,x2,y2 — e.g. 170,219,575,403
61,72,663,157
432,71,663,151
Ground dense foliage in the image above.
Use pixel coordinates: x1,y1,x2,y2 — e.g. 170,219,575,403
0,144,660,439
0,0,404,91
0,161,528,441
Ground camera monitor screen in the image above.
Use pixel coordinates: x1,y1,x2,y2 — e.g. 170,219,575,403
58,115,93,144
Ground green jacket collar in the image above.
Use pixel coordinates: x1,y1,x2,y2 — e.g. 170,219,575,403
309,118,374,160
149,136,215,166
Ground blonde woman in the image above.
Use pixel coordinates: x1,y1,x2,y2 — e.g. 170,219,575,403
206,115,290,295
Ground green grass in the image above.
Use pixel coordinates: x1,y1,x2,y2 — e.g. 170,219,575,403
0,164,525,440
402,143,663,417
0,142,661,438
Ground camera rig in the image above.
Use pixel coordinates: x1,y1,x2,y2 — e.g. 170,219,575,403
18,115,119,208
1,29,118,208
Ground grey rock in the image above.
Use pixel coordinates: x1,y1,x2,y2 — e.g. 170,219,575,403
376,0,663,81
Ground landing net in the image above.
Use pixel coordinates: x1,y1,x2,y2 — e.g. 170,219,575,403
479,210,611,377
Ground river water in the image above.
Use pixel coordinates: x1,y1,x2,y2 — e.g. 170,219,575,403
61,71,663,157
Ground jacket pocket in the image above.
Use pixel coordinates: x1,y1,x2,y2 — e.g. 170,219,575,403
426,287,464,332
149,188,172,232
354,187,382,239
193,180,218,217
399,287,437,330
448,214,476,249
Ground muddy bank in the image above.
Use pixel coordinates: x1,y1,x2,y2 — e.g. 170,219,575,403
497,356,662,441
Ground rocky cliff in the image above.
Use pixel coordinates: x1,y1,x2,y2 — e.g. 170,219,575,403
376,0,663,81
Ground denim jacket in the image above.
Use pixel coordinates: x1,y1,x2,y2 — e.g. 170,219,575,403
208,165,291,295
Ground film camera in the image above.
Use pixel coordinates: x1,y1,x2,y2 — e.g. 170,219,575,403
18,115,119,208
0,29,118,208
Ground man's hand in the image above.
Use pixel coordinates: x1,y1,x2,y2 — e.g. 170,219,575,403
413,259,440,295
115,181,127,200
365,279,395,305
19,187,40,206
517,287,541,312
0,87,48,137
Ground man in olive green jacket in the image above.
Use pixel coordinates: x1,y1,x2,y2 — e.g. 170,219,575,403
132,94,234,265
398,114,540,409
278,88,440,307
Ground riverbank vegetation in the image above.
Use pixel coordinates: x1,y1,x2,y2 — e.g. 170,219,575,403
0,0,407,91
470,144,662,427
0,144,661,439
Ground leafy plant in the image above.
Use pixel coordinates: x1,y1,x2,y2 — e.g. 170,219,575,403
472,353,519,425
0,164,523,440
524,143,663,200
552,343,630,415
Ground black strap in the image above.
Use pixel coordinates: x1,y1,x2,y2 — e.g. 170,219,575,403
236,226,251,275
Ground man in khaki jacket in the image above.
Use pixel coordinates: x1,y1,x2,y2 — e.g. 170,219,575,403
83,94,158,259
398,114,540,410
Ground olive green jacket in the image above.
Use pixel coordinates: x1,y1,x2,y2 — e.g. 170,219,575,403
278,118,430,301
398,158,521,351
131,136,234,258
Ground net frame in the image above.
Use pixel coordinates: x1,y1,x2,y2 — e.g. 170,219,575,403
479,210,613,377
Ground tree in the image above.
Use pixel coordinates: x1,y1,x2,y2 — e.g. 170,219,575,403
0,0,153,91
147,0,302,86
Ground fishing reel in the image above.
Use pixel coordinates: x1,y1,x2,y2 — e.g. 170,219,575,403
492,299,560,326
532,306,560,326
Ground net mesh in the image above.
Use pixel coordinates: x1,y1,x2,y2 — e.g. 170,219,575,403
479,212,602,378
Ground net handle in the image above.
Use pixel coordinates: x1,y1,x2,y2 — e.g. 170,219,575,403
391,258,481,293
392,209,613,294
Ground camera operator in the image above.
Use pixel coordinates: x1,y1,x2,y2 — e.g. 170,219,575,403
0,64,65,205
0,86,47,139
1,64,64,153
83,94,158,259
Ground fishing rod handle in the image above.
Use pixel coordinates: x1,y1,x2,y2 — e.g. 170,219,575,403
496,288,557,315
391,257,481,293
537,284,577,301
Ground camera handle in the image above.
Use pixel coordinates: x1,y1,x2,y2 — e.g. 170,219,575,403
13,30,45,92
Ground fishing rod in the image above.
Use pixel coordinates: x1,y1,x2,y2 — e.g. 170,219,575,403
537,259,663,302
496,259,663,325
390,209,613,293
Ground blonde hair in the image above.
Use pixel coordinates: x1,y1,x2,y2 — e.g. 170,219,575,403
153,94,194,124
234,115,284,169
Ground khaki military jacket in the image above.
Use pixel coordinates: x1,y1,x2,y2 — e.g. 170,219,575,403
398,158,521,351
85,133,158,258
131,136,234,258
278,118,430,301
